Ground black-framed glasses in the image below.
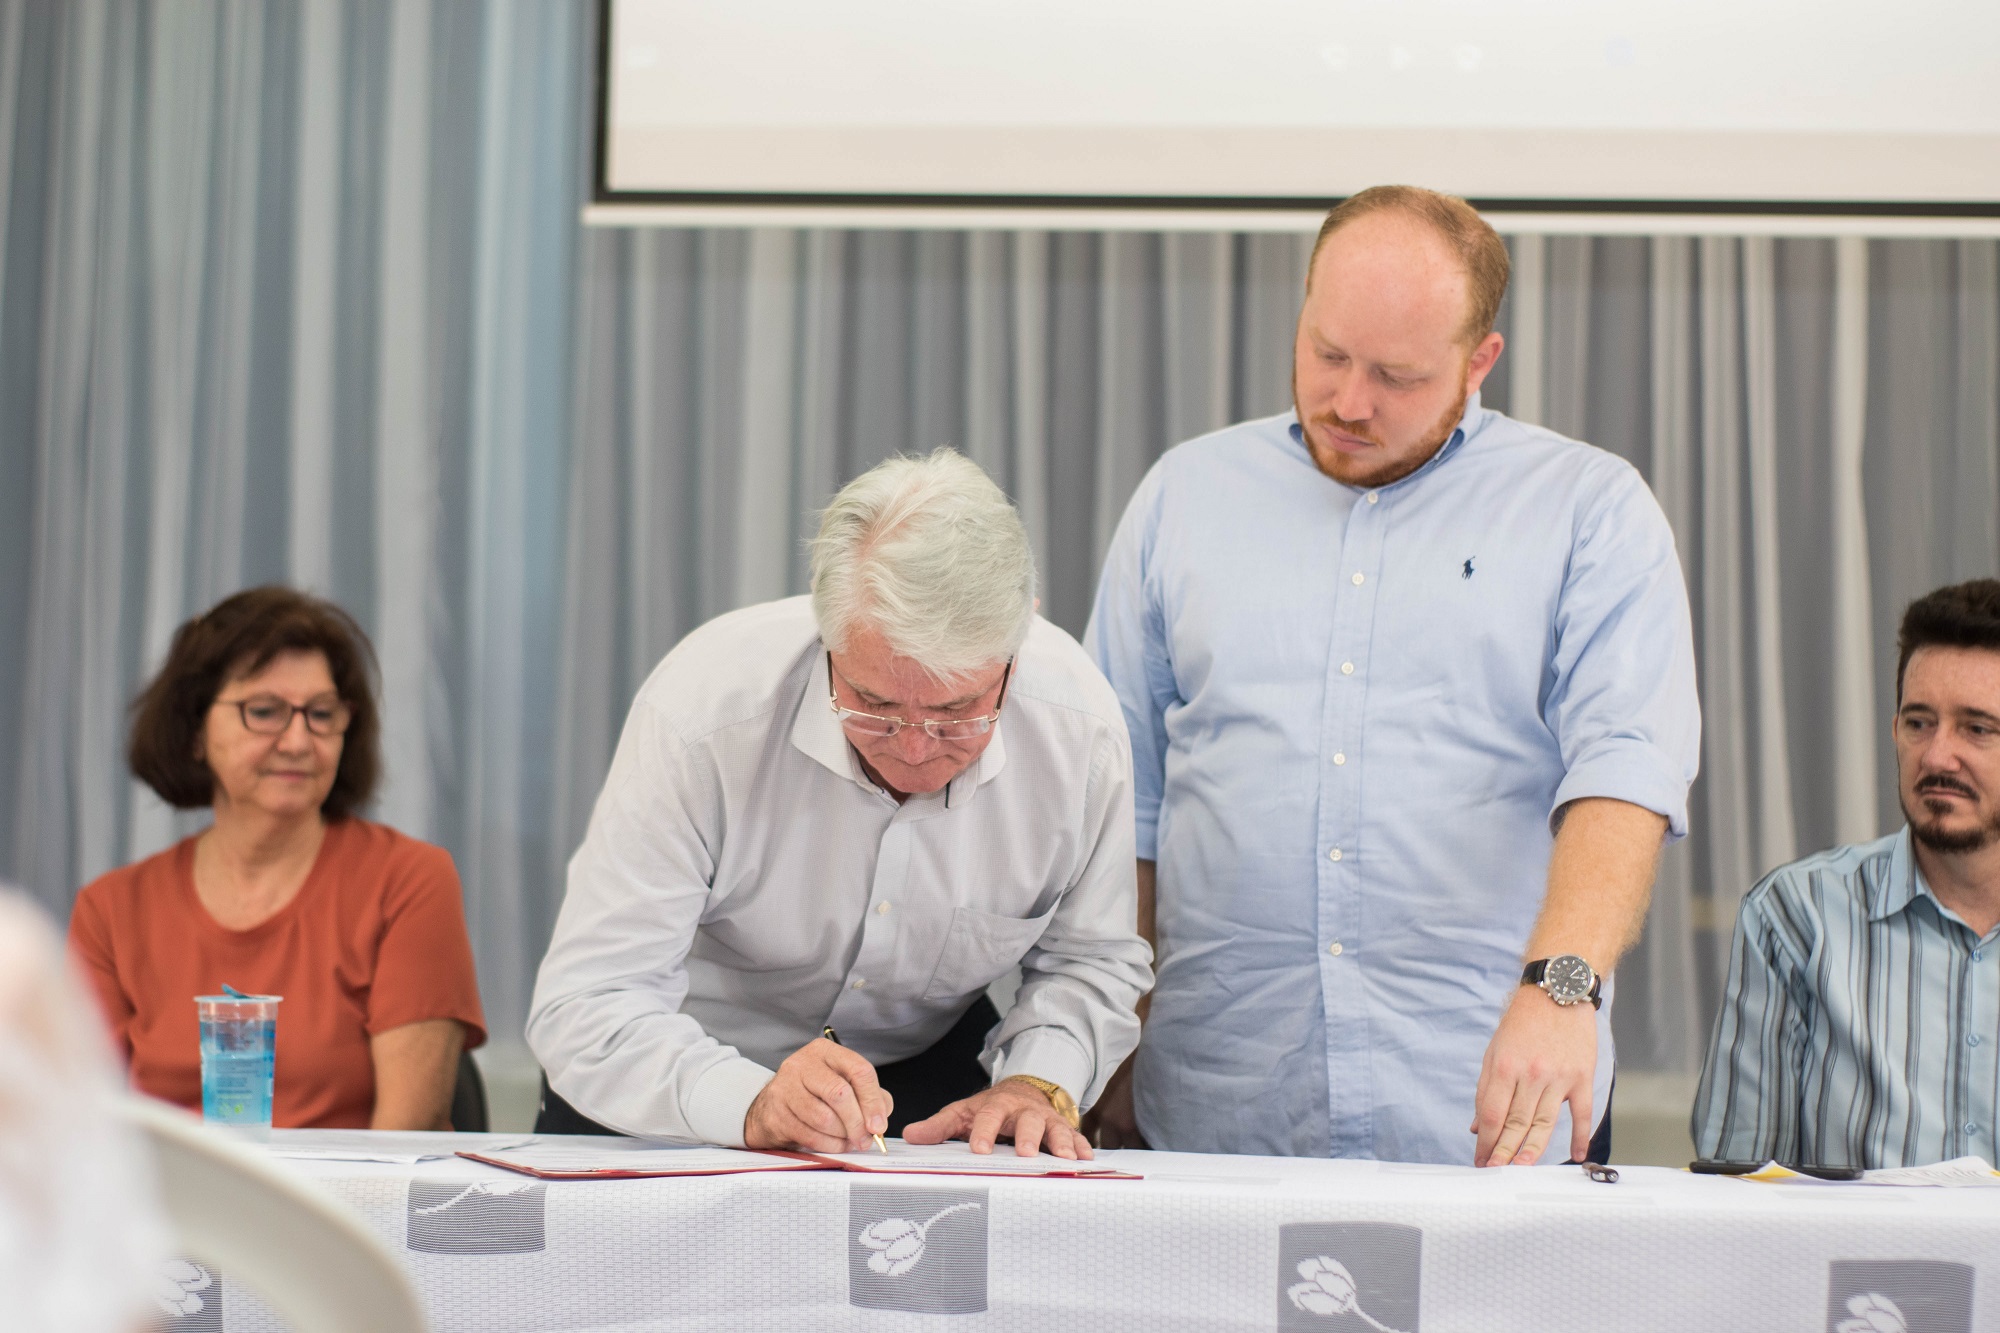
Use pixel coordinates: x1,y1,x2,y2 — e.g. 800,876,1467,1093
212,694,352,737
827,653,1012,741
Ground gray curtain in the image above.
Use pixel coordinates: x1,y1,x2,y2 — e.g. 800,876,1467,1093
4,2,1997,1081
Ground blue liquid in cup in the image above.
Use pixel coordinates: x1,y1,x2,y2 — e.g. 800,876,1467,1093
196,996,280,1133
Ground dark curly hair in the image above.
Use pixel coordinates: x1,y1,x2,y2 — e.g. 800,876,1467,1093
1897,579,2000,703
127,586,381,819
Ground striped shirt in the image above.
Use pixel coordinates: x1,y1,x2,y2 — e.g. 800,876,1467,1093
1693,829,2000,1168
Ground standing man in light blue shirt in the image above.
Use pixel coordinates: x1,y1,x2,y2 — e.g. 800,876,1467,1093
1085,186,1700,1167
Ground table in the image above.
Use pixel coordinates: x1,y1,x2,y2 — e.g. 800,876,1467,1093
195,1131,2000,1332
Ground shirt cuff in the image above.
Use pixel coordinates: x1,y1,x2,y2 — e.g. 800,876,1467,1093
683,1056,777,1147
992,1028,1095,1111
1552,739,1692,840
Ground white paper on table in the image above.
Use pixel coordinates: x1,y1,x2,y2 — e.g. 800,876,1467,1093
804,1139,1141,1178
1740,1155,2000,1187
266,1133,534,1164
1860,1156,2000,1187
462,1140,826,1178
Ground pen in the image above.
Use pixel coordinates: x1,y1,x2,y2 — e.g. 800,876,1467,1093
822,1025,888,1154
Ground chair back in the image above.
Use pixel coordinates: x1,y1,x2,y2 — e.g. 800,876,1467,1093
449,1047,489,1133
122,1095,427,1333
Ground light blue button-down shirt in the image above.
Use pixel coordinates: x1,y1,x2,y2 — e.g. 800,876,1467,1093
1694,829,2000,1168
1086,399,1700,1162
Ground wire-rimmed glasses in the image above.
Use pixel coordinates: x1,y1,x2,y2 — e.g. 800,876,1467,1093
827,654,1012,741
213,694,352,737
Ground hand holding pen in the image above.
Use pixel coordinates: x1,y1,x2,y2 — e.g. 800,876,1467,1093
822,1027,890,1154
741,1023,893,1155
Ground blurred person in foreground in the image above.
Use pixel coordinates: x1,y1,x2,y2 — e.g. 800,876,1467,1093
69,587,485,1130
530,449,1150,1159
1,889,169,1332
1086,185,1701,1166
1695,580,2000,1168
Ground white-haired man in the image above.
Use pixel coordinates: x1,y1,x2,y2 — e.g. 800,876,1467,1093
529,450,1150,1159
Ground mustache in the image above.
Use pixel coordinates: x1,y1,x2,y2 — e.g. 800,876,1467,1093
1311,411,1381,447
1916,775,1978,800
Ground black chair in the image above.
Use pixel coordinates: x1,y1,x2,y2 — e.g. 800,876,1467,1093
448,1048,489,1133
535,1073,625,1136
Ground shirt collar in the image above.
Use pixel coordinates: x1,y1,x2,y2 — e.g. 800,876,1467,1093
791,649,864,784
1877,826,2000,944
789,645,1010,809
1284,391,1487,496
1870,827,1924,922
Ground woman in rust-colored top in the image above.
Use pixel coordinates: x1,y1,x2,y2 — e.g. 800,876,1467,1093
68,587,485,1129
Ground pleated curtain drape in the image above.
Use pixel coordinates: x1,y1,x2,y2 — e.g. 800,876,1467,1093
3,1,1997,1079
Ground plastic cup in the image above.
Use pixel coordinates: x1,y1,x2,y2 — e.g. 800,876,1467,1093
196,994,281,1137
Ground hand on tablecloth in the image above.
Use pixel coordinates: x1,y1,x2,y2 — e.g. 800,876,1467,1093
903,1077,1093,1160
1470,985,1597,1167
1081,1050,1149,1150
744,1037,892,1153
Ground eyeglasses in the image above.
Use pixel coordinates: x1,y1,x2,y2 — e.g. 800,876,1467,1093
828,654,1012,741
213,694,352,737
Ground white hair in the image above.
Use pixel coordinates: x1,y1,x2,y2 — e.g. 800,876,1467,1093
809,449,1036,681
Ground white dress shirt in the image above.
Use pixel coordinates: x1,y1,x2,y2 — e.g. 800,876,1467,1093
528,596,1152,1145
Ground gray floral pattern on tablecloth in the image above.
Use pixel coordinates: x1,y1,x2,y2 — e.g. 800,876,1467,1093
406,1179,547,1255
1277,1222,1421,1332
1826,1261,1972,1333
848,1182,988,1314
153,1259,222,1331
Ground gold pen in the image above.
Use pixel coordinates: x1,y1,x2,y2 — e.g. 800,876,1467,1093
821,1025,889,1153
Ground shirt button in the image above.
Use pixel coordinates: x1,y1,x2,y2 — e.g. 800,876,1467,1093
1341,662,1355,675
1976,951,1986,962
851,978,867,989
1366,493,1379,505
1329,848,1343,862
1967,1122,1979,1136
1333,752,1346,765
1329,941,1344,956
876,901,891,915
1970,1034,1983,1047
1351,572,1365,585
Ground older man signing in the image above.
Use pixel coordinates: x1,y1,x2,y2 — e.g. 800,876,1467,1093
529,450,1150,1159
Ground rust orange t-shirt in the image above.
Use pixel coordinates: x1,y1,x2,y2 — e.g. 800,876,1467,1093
68,817,487,1128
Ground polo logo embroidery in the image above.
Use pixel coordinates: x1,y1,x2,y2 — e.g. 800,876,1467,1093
405,1179,547,1255
154,1259,222,1330
1461,557,1475,580
1826,1261,1972,1333
848,1183,988,1314
1277,1222,1421,1331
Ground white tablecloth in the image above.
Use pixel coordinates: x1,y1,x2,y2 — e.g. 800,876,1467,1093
185,1131,2000,1333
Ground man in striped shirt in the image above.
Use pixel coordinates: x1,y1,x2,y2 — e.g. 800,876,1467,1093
1694,579,2000,1168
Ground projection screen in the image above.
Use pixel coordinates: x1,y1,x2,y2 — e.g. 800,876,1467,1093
593,0,2000,230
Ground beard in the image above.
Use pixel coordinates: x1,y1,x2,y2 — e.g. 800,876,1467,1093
1293,364,1472,488
1902,777,2000,855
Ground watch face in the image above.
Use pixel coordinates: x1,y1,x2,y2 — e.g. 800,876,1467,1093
1545,954,1594,1002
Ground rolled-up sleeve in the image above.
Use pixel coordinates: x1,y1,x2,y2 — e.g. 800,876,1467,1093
526,699,774,1145
1084,465,1176,861
1545,464,1701,838
987,719,1153,1109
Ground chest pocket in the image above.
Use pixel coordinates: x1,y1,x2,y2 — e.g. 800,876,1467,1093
924,902,1060,1002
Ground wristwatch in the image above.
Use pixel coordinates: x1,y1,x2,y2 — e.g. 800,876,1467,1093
1522,954,1603,1009
1003,1075,1081,1128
